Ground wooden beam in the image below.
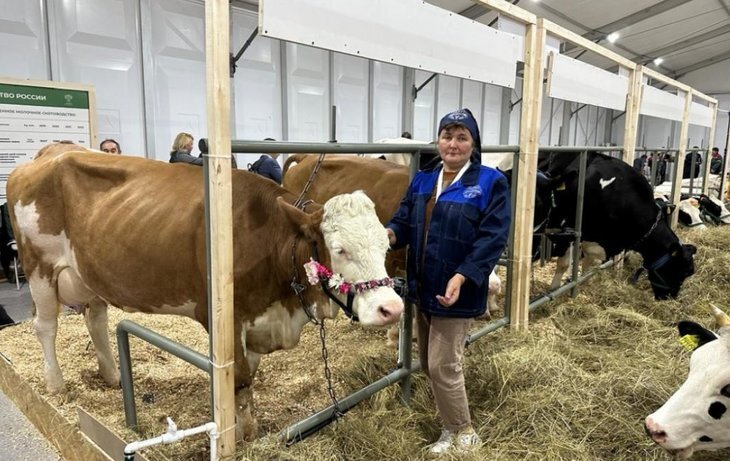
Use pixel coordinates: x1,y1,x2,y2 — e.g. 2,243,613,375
670,90,693,229
622,65,643,164
642,66,691,92
509,19,546,331
472,0,537,24
205,0,236,459
543,19,635,70
702,100,719,196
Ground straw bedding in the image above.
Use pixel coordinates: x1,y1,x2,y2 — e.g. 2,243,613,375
0,226,728,460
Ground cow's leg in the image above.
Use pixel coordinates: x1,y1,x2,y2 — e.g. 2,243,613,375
29,273,64,394
235,350,261,442
84,298,120,387
233,324,259,441
550,250,572,290
581,242,606,273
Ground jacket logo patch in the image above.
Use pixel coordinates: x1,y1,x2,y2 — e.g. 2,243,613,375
463,186,482,199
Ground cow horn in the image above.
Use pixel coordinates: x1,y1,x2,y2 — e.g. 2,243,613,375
710,304,730,328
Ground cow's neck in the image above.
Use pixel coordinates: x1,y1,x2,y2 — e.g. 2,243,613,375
634,223,678,266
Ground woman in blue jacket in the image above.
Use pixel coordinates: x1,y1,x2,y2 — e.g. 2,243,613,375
387,109,511,456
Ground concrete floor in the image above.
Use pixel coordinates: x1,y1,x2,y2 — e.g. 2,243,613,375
0,279,62,460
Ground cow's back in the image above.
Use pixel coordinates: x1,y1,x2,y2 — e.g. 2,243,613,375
283,155,409,223
9,149,294,315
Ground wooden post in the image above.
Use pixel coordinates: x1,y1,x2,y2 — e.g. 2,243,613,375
701,100,718,196
622,65,643,164
204,0,235,459
509,19,546,330
669,89,693,230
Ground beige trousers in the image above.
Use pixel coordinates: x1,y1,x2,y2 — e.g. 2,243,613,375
417,312,473,432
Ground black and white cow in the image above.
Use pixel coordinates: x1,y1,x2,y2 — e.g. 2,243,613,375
536,151,696,300
694,194,730,225
645,305,730,459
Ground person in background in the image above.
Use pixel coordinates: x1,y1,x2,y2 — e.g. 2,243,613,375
169,132,203,166
247,138,282,184
386,108,511,456
683,146,703,179
100,139,121,154
710,147,723,175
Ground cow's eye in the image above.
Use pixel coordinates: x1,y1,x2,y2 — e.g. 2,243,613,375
721,384,730,398
335,248,347,256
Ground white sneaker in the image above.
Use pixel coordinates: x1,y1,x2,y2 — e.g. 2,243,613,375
454,428,481,452
428,427,481,455
428,429,455,455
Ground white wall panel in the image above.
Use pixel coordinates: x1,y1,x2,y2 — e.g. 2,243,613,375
231,7,282,168
641,115,673,148
372,62,402,140
0,0,48,79
52,0,145,156
539,98,563,146
462,80,483,133
261,0,521,88
413,70,435,142
286,43,328,142
437,75,460,118
687,125,709,149
509,81,522,144
546,53,628,112
149,0,206,160
333,54,368,142
481,84,502,145
640,85,685,122
688,101,713,128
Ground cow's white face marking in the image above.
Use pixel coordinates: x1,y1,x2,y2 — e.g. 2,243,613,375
599,177,616,189
647,332,730,458
321,191,403,326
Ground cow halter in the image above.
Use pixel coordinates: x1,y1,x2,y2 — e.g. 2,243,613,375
290,239,394,323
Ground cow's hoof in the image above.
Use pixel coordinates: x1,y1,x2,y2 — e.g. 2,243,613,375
46,378,65,395
235,387,258,441
100,368,121,388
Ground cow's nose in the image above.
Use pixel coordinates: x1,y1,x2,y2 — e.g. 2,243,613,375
645,417,668,444
377,299,404,324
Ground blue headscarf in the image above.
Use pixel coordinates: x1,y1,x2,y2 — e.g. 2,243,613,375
437,108,482,164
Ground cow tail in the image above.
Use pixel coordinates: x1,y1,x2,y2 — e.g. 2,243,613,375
283,154,307,176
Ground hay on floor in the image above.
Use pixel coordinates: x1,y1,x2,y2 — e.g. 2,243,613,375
0,226,729,460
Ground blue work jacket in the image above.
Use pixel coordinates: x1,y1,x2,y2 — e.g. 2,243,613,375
387,161,511,317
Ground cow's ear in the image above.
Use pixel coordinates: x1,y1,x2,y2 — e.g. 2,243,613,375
678,321,718,350
277,197,320,241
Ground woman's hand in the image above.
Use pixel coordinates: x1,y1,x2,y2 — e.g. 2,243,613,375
386,228,396,246
436,273,466,307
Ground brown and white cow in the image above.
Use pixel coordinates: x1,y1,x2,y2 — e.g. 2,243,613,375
282,154,502,342
7,143,403,441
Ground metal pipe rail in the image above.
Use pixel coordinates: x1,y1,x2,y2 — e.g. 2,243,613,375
198,138,520,155
117,320,212,430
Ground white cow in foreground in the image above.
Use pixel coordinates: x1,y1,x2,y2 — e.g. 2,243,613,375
646,305,730,459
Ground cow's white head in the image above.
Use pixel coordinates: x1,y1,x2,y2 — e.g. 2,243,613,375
646,305,730,459
318,191,403,326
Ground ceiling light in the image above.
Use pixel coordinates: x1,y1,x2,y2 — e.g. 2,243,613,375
606,32,619,43
653,57,664,66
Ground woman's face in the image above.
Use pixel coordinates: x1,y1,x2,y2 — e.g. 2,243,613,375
438,125,473,171
183,138,193,153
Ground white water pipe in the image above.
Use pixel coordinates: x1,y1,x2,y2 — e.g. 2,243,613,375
123,417,218,460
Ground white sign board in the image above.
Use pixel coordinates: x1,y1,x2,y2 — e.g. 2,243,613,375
546,52,628,111
260,0,521,88
0,78,96,201
497,15,561,63
640,85,685,122
689,101,714,127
